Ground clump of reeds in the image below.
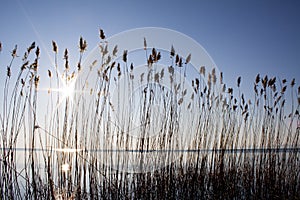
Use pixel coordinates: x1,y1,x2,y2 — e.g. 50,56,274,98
0,29,299,199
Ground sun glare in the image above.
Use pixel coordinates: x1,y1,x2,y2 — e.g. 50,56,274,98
61,163,70,172
60,80,76,100
55,148,83,153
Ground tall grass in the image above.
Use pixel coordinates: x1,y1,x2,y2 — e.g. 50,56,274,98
0,30,299,199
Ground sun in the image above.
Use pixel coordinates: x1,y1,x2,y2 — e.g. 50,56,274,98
60,79,76,101
45,74,78,115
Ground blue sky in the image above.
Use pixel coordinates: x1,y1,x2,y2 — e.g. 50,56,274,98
0,0,299,98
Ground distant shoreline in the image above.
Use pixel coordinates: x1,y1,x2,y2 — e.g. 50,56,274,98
3,147,299,153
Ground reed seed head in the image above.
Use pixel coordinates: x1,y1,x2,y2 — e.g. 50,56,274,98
185,53,191,64
200,66,205,76
48,70,52,78
27,42,35,53
281,85,287,94
79,36,87,52
7,67,11,77
64,48,68,60
220,72,223,84
21,61,29,70
113,45,118,56
255,74,260,84
282,79,287,84
52,40,57,53
99,28,105,40
11,45,17,58
168,66,174,75
35,46,40,57
34,75,40,88
291,78,295,87
123,50,127,62
237,76,241,87
170,45,175,57
144,37,147,50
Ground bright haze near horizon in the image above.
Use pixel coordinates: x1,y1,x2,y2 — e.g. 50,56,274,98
0,0,299,101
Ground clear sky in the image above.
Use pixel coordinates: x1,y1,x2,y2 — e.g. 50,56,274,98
0,0,299,99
